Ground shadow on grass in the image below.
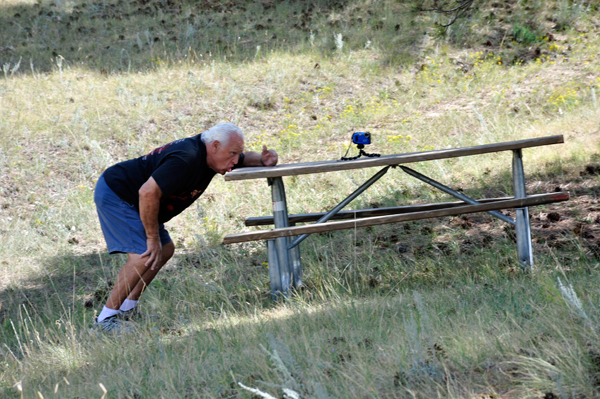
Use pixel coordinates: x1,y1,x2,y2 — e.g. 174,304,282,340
0,245,272,335
4,260,600,399
0,0,425,75
1,206,598,399
0,251,118,325
0,0,578,76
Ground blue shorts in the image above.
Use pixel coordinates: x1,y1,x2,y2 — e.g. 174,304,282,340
94,175,172,255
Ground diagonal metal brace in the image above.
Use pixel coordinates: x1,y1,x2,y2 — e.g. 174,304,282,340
400,165,516,225
287,166,391,250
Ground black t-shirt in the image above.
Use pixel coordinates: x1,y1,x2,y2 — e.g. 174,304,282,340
103,133,244,224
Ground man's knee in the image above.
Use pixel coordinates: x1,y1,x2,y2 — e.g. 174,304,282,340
163,241,175,262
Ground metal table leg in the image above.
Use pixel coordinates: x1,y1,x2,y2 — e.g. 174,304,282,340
289,223,302,288
267,177,298,298
267,239,282,297
512,149,534,270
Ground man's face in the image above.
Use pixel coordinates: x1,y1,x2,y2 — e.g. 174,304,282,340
207,135,245,175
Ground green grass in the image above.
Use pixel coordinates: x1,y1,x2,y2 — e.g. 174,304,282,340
2,0,600,398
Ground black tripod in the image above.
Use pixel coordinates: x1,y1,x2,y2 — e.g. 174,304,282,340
340,143,380,161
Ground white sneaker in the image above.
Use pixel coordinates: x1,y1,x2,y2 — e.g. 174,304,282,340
92,316,135,334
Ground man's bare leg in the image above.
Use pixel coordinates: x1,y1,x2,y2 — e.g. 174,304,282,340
105,241,175,310
127,241,175,301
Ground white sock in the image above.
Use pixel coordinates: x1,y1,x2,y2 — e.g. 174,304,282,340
119,299,138,312
97,306,120,322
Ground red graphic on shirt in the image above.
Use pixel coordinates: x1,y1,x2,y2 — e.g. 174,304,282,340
142,137,187,160
143,143,173,160
168,193,190,201
162,189,204,214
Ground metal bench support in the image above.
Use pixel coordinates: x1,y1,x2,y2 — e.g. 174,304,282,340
288,166,391,250
512,149,534,270
399,166,516,225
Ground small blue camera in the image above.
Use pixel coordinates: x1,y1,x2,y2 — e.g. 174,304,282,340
340,131,379,160
352,132,371,146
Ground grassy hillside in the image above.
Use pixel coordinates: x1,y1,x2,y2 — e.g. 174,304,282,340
1,0,600,397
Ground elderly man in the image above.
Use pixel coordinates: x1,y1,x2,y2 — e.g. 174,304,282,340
93,123,277,332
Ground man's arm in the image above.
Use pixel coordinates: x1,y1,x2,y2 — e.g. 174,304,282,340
138,176,163,270
242,145,278,167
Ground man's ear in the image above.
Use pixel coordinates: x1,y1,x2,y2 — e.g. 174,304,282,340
211,140,221,152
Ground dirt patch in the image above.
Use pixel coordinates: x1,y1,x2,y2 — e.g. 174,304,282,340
381,169,600,263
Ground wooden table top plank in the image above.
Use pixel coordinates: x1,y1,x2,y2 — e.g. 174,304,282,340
223,192,569,244
225,135,564,181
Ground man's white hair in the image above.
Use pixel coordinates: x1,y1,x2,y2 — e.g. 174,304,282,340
201,123,245,146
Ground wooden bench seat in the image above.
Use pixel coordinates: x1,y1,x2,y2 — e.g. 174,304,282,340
224,192,569,244
245,197,518,226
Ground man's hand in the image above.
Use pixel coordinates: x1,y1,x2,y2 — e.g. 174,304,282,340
260,145,278,166
242,146,278,167
138,177,163,269
141,237,162,270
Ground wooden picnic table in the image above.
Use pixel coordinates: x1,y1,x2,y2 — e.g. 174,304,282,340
224,135,567,298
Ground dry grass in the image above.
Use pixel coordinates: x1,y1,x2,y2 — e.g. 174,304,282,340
2,0,600,398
